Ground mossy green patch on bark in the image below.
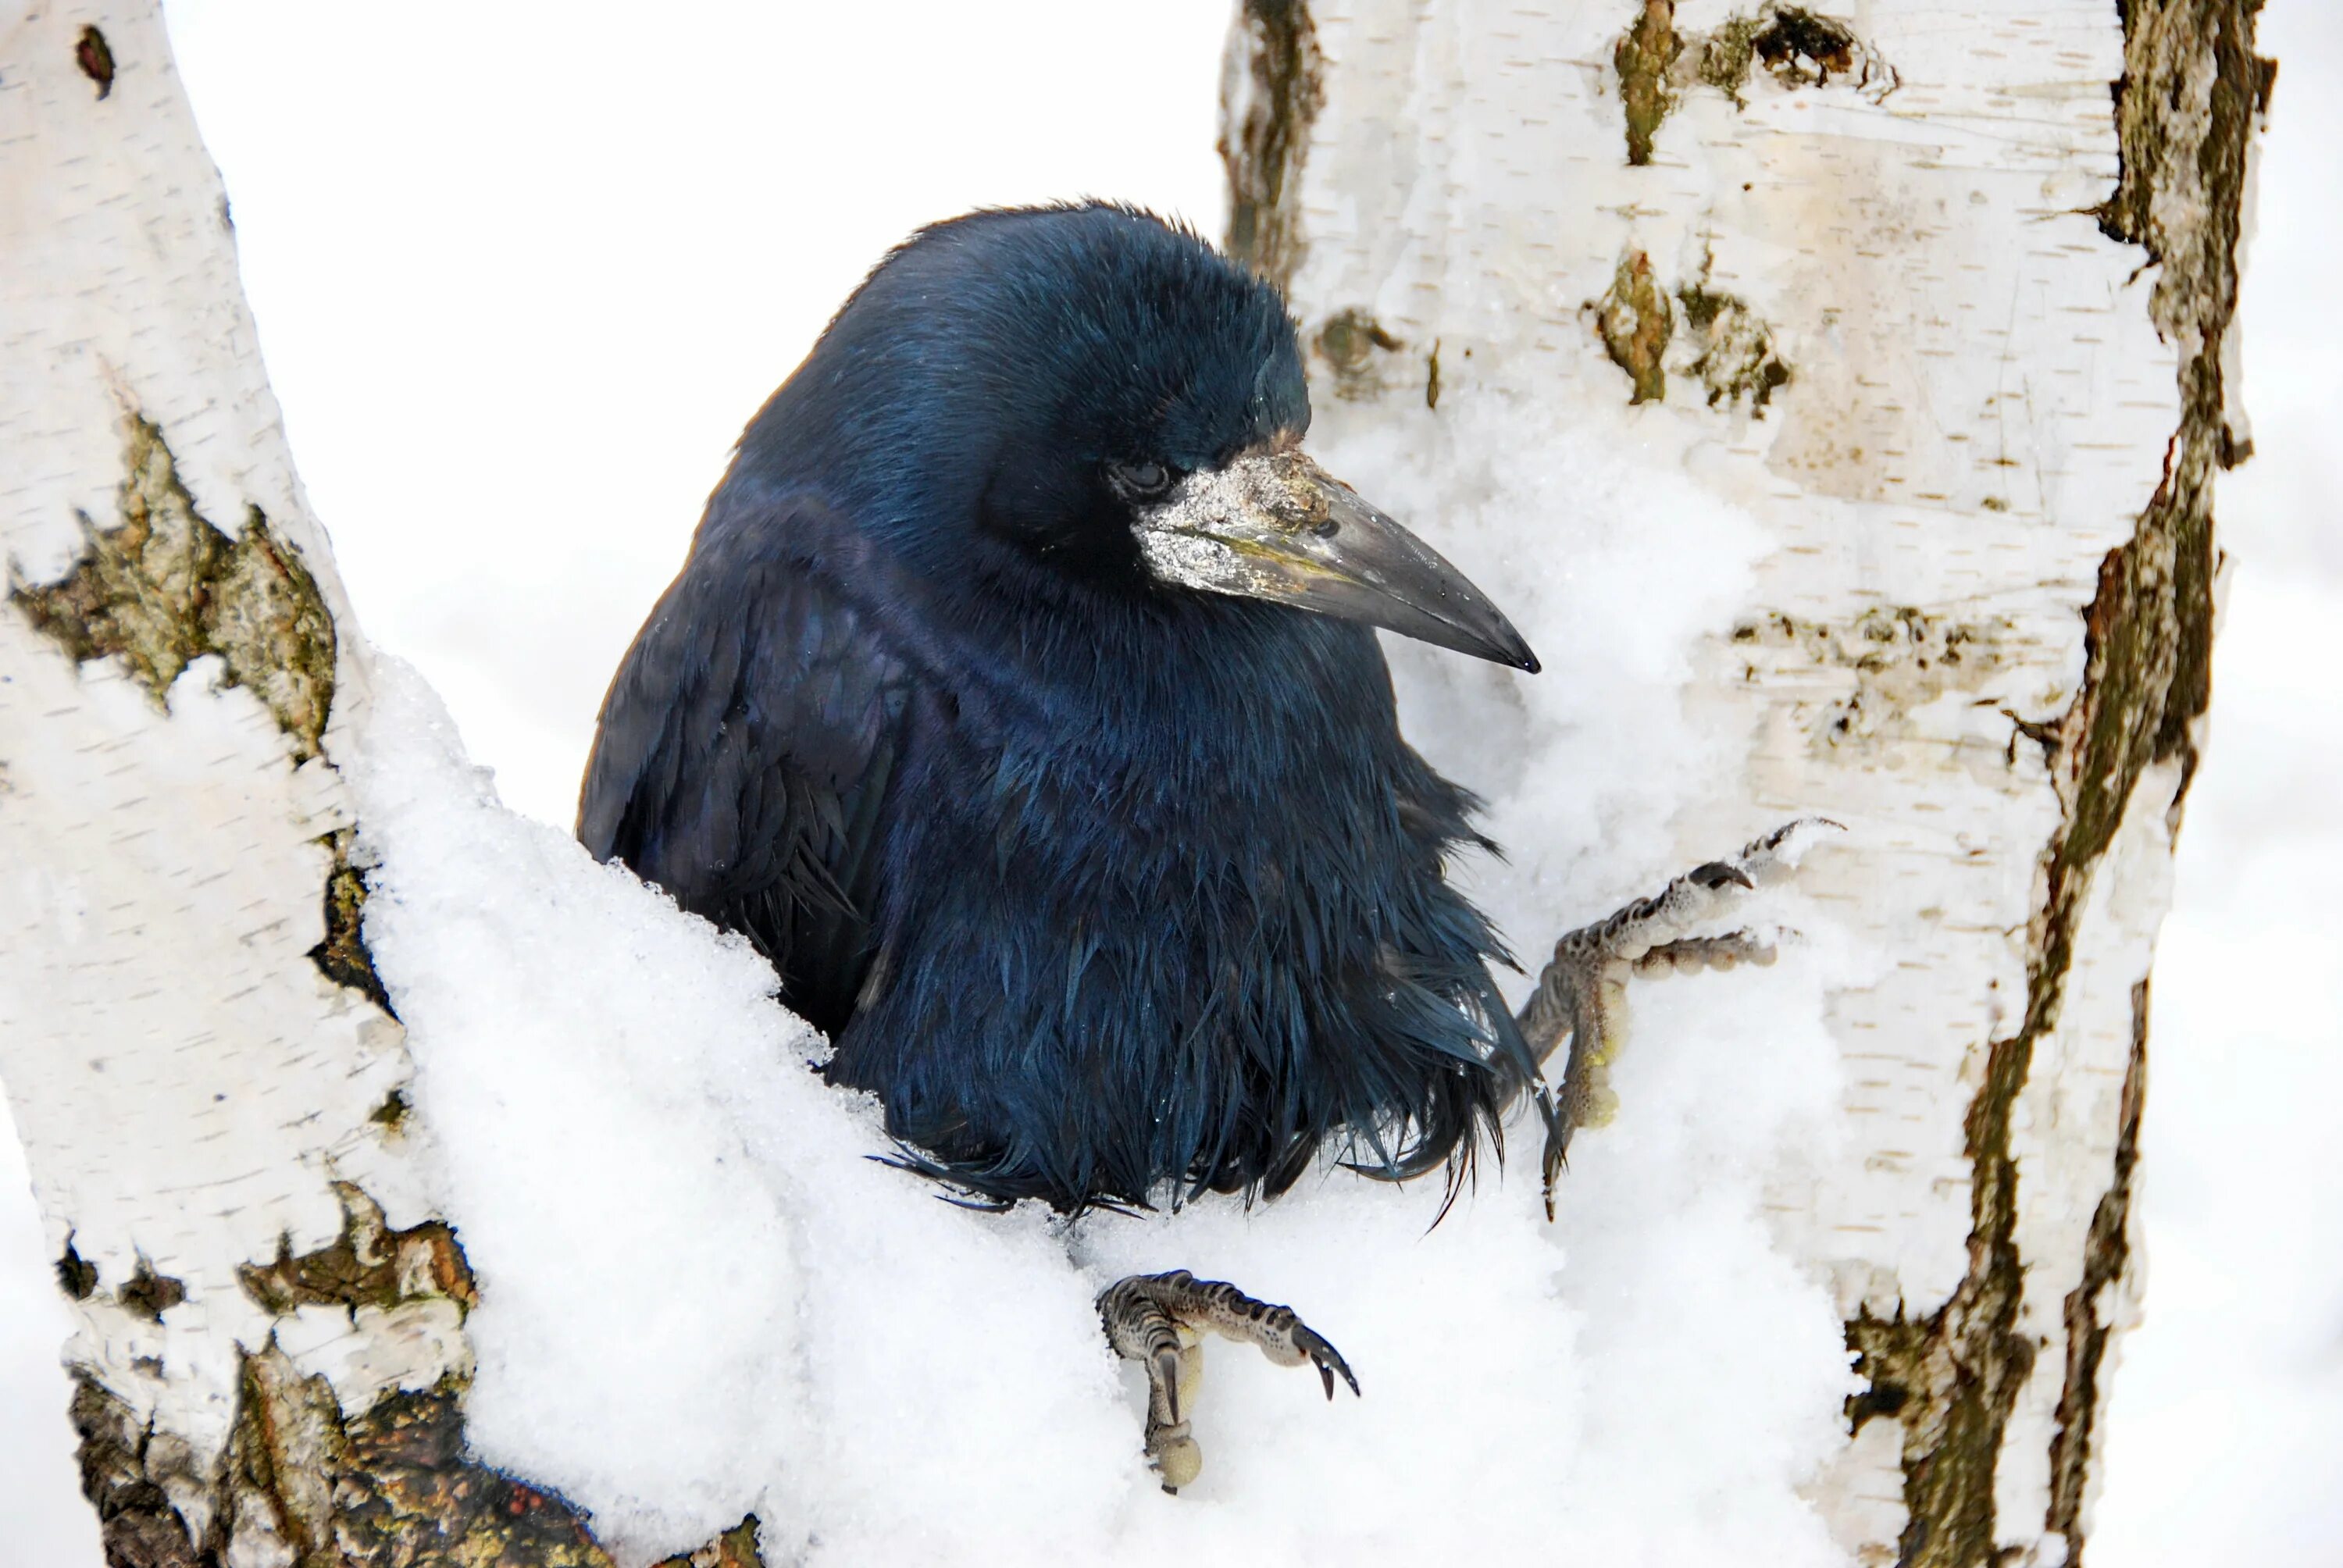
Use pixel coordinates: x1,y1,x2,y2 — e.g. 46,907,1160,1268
1593,252,1674,404
1221,0,1325,291
1677,283,1792,414
1614,0,1681,166
11,412,337,762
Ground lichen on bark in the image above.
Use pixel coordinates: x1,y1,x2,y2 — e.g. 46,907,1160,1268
62,1180,772,1566
1593,252,1674,404
238,1181,476,1319
1613,2,1894,157
1615,0,1681,166
312,827,394,1012
1840,4,2266,1564
74,1351,768,1568
1315,308,1405,401
12,411,337,761
1677,283,1792,414
1220,0,1324,291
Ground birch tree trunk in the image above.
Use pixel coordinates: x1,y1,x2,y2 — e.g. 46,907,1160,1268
1220,1,2263,1563
0,8,753,1564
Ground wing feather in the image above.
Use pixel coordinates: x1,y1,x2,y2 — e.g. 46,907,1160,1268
578,501,911,1034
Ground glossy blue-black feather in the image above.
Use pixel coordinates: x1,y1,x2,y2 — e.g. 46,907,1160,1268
580,204,1526,1211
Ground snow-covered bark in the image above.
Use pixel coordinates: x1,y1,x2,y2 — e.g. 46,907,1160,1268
1218,0,2264,1562
0,8,755,1563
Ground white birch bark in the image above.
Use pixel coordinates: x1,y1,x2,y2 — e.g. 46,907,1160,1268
0,8,758,1563
1219,1,2262,1563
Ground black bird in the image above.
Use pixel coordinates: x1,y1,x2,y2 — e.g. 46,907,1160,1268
580,202,1560,1484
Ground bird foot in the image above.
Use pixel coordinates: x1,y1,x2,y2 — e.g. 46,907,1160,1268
1097,1269,1359,1493
1517,817,1841,1216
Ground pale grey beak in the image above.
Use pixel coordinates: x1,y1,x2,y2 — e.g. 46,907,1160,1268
1132,449,1540,673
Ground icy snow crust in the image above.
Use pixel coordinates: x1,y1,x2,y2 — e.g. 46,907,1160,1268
348,404,1856,1565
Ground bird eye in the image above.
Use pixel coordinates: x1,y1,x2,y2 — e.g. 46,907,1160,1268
1109,460,1176,500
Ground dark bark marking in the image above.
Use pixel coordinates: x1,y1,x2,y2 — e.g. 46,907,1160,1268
2045,982,2148,1565
59,1235,98,1299
310,828,394,1012
117,1260,187,1324
12,412,337,761
1617,3,1894,156
1314,308,1405,401
238,1181,476,1318
76,24,115,98
11,413,400,1013
77,1349,677,1568
70,1373,206,1568
1678,283,1793,414
1220,0,1324,291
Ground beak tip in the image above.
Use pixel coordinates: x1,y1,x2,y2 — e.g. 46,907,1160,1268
1517,649,1542,675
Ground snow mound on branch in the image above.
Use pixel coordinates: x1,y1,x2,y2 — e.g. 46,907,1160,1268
344,401,1856,1566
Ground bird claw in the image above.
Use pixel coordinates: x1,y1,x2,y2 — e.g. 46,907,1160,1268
1290,1320,1360,1401
1098,1269,1358,1492
1516,817,1841,1217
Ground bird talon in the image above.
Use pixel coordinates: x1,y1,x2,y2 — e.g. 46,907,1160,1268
1517,817,1837,1212
1099,1270,1359,1491
1292,1324,1359,1399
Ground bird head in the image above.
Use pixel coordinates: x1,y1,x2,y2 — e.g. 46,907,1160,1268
747,202,1537,673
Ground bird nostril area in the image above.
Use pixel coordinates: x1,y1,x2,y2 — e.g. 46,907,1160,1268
1312,519,1340,539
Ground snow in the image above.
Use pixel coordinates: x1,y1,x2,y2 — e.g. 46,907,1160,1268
5,3,2339,1563
338,596,1852,1563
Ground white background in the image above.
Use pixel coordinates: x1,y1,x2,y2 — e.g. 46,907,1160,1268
4,3,2337,1561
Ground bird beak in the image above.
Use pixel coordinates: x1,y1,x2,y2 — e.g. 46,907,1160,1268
1132,450,1540,673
